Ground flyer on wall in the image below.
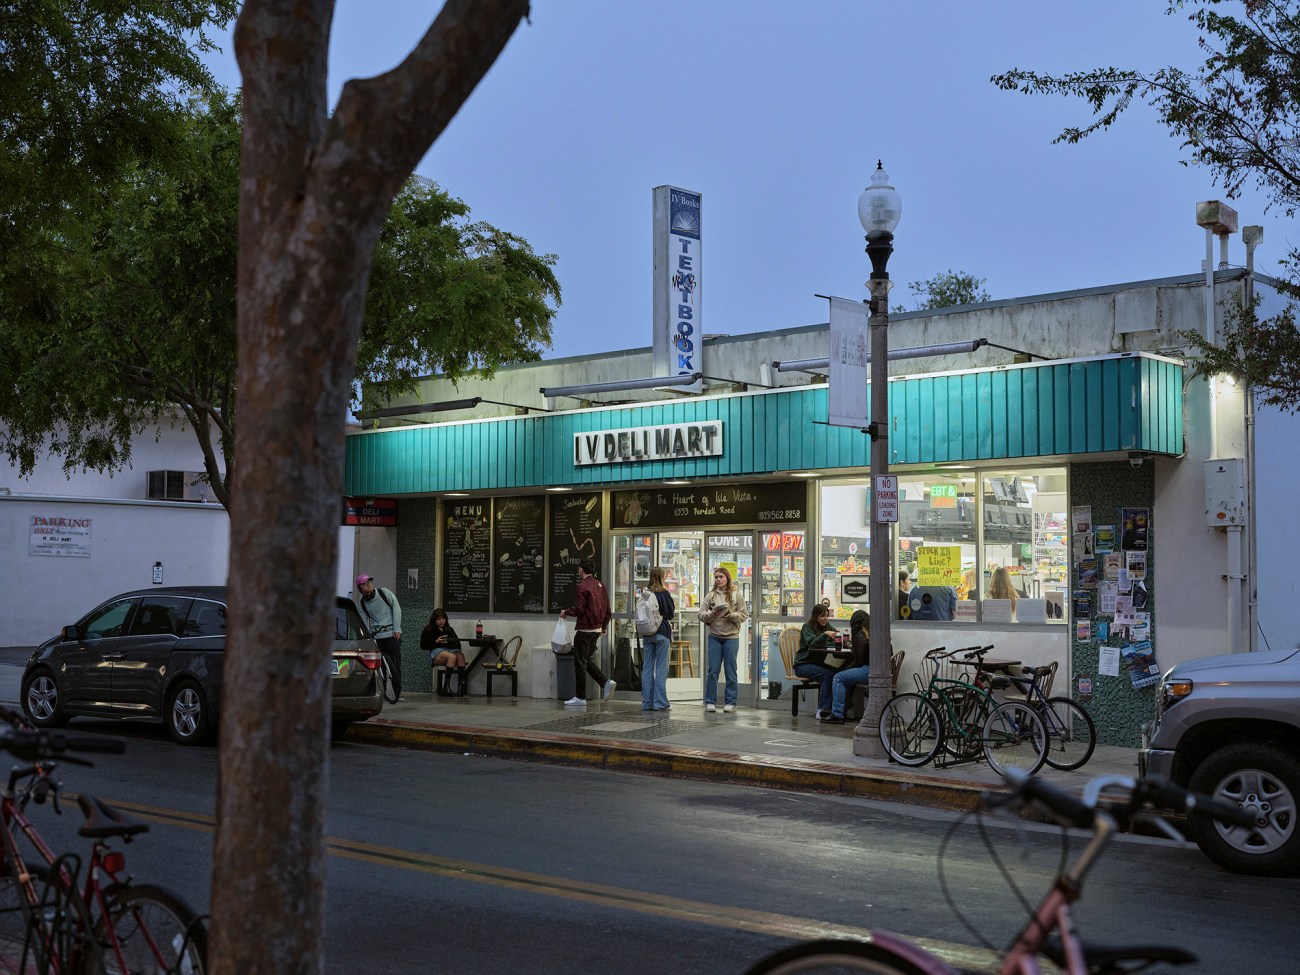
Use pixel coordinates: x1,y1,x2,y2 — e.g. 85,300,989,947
1126,550,1147,580
1095,524,1116,552
1072,505,1093,534
1121,507,1150,550
1122,641,1161,688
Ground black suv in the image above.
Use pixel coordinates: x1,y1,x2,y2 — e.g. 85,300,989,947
22,586,383,744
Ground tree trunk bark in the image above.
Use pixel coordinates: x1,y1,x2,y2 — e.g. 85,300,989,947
211,3,528,973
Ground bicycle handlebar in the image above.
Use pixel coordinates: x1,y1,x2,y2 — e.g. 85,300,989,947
0,726,126,761
993,769,1257,831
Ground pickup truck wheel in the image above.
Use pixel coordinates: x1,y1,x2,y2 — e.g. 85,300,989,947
1187,742,1300,876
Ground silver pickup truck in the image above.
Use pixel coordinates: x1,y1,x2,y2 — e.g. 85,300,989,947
1139,647,1300,876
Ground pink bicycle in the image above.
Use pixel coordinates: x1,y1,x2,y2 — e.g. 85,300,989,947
743,771,1255,974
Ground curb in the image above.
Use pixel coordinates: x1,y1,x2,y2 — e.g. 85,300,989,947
346,718,989,812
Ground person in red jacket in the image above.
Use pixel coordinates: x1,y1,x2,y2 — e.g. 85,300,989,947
560,559,616,705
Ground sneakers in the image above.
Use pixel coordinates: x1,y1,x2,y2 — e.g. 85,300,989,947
396,696,407,703
563,696,585,706
815,709,827,721
602,679,617,700
723,704,736,713
705,703,717,713
823,713,846,724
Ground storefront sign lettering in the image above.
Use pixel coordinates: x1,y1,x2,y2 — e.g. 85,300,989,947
574,421,723,466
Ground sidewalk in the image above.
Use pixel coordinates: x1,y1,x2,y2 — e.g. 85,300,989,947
0,652,1139,810
344,691,1140,811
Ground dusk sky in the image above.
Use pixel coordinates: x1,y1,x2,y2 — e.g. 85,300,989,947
205,2,1289,361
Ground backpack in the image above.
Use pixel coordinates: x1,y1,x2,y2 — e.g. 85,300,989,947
634,588,663,636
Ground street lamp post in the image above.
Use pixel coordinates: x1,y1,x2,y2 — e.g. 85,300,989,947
853,162,901,759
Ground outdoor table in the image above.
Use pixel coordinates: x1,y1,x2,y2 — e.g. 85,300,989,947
812,648,855,671
463,636,504,693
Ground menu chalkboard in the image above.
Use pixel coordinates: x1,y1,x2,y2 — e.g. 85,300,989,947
611,482,806,530
548,492,603,613
493,496,546,614
443,501,491,613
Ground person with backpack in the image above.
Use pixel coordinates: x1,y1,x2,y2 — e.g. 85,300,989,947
700,565,748,713
559,559,616,705
637,566,674,711
356,574,403,701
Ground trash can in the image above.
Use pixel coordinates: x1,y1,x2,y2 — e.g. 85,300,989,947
555,652,576,701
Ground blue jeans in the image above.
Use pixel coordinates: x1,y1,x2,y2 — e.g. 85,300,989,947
641,633,671,710
832,665,870,718
794,662,837,713
706,634,739,706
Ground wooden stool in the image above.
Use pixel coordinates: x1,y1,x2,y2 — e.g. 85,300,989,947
669,640,695,677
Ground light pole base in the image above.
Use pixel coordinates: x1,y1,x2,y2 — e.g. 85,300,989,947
851,725,887,759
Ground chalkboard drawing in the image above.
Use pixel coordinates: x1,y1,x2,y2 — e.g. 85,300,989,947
618,493,649,525
570,527,595,559
586,495,599,513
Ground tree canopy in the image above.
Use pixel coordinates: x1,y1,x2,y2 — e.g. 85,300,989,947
992,0,1300,406
892,269,991,313
0,91,559,508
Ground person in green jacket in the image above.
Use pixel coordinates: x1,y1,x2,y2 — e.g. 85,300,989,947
794,603,839,719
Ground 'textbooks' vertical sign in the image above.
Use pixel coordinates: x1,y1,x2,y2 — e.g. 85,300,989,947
652,185,703,393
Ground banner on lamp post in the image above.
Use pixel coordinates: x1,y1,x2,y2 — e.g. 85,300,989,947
828,296,869,428
652,186,703,394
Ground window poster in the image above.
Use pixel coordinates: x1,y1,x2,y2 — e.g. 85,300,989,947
1121,507,1150,551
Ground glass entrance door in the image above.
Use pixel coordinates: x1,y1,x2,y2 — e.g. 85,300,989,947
701,534,756,706
756,530,807,706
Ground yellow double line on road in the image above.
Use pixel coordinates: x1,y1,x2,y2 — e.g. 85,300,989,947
106,797,1000,972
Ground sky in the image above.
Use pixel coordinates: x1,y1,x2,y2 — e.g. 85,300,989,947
203,1,1291,362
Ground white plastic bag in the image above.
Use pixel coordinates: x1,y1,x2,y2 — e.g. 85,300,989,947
550,615,575,654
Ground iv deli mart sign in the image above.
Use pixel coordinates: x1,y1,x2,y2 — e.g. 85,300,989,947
575,421,723,466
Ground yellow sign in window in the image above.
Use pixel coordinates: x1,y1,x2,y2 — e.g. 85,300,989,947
917,545,962,587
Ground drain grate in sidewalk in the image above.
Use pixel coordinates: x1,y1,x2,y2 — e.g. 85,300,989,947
525,712,703,741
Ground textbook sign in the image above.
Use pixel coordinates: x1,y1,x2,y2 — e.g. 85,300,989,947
574,421,723,466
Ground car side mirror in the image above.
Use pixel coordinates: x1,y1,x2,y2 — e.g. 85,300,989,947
61,624,79,641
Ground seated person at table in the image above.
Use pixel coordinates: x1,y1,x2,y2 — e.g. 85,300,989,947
794,604,839,720
825,610,871,725
421,609,467,693
985,566,1019,620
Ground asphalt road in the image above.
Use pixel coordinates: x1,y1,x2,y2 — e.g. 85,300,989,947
18,723,1300,975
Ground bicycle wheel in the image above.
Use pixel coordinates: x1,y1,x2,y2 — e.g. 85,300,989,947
936,687,989,761
744,938,931,974
1039,697,1097,771
379,657,399,705
0,857,101,975
982,701,1047,778
96,883,206,975
878,694,942,767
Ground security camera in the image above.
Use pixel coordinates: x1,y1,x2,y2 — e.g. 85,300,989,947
1128,453,1145,468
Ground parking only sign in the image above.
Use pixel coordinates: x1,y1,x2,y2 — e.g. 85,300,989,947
874,475,899,523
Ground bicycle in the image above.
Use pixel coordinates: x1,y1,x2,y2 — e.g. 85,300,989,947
879,646,1047,778
379,655,400,705
0,705,207,975
742,770,1258,974
989,663,1096,772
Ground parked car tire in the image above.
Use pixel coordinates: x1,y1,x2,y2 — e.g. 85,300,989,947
166,679,212,745
22,669,69,728
1187,741,1300,876
331,720,353,742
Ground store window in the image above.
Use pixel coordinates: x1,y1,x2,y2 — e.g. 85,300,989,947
818,466,1066,625
980,470,1067,624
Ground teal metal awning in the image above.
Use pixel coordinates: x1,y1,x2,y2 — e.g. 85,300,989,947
344,352,1183,496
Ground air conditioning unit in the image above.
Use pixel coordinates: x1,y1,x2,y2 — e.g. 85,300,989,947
147,470,209,502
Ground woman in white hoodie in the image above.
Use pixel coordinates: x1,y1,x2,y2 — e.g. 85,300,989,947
700,566,748,713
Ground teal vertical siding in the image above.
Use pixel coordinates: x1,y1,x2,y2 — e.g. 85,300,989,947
345,354,1184,496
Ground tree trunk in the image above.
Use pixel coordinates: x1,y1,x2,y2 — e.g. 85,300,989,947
210,3,528,973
